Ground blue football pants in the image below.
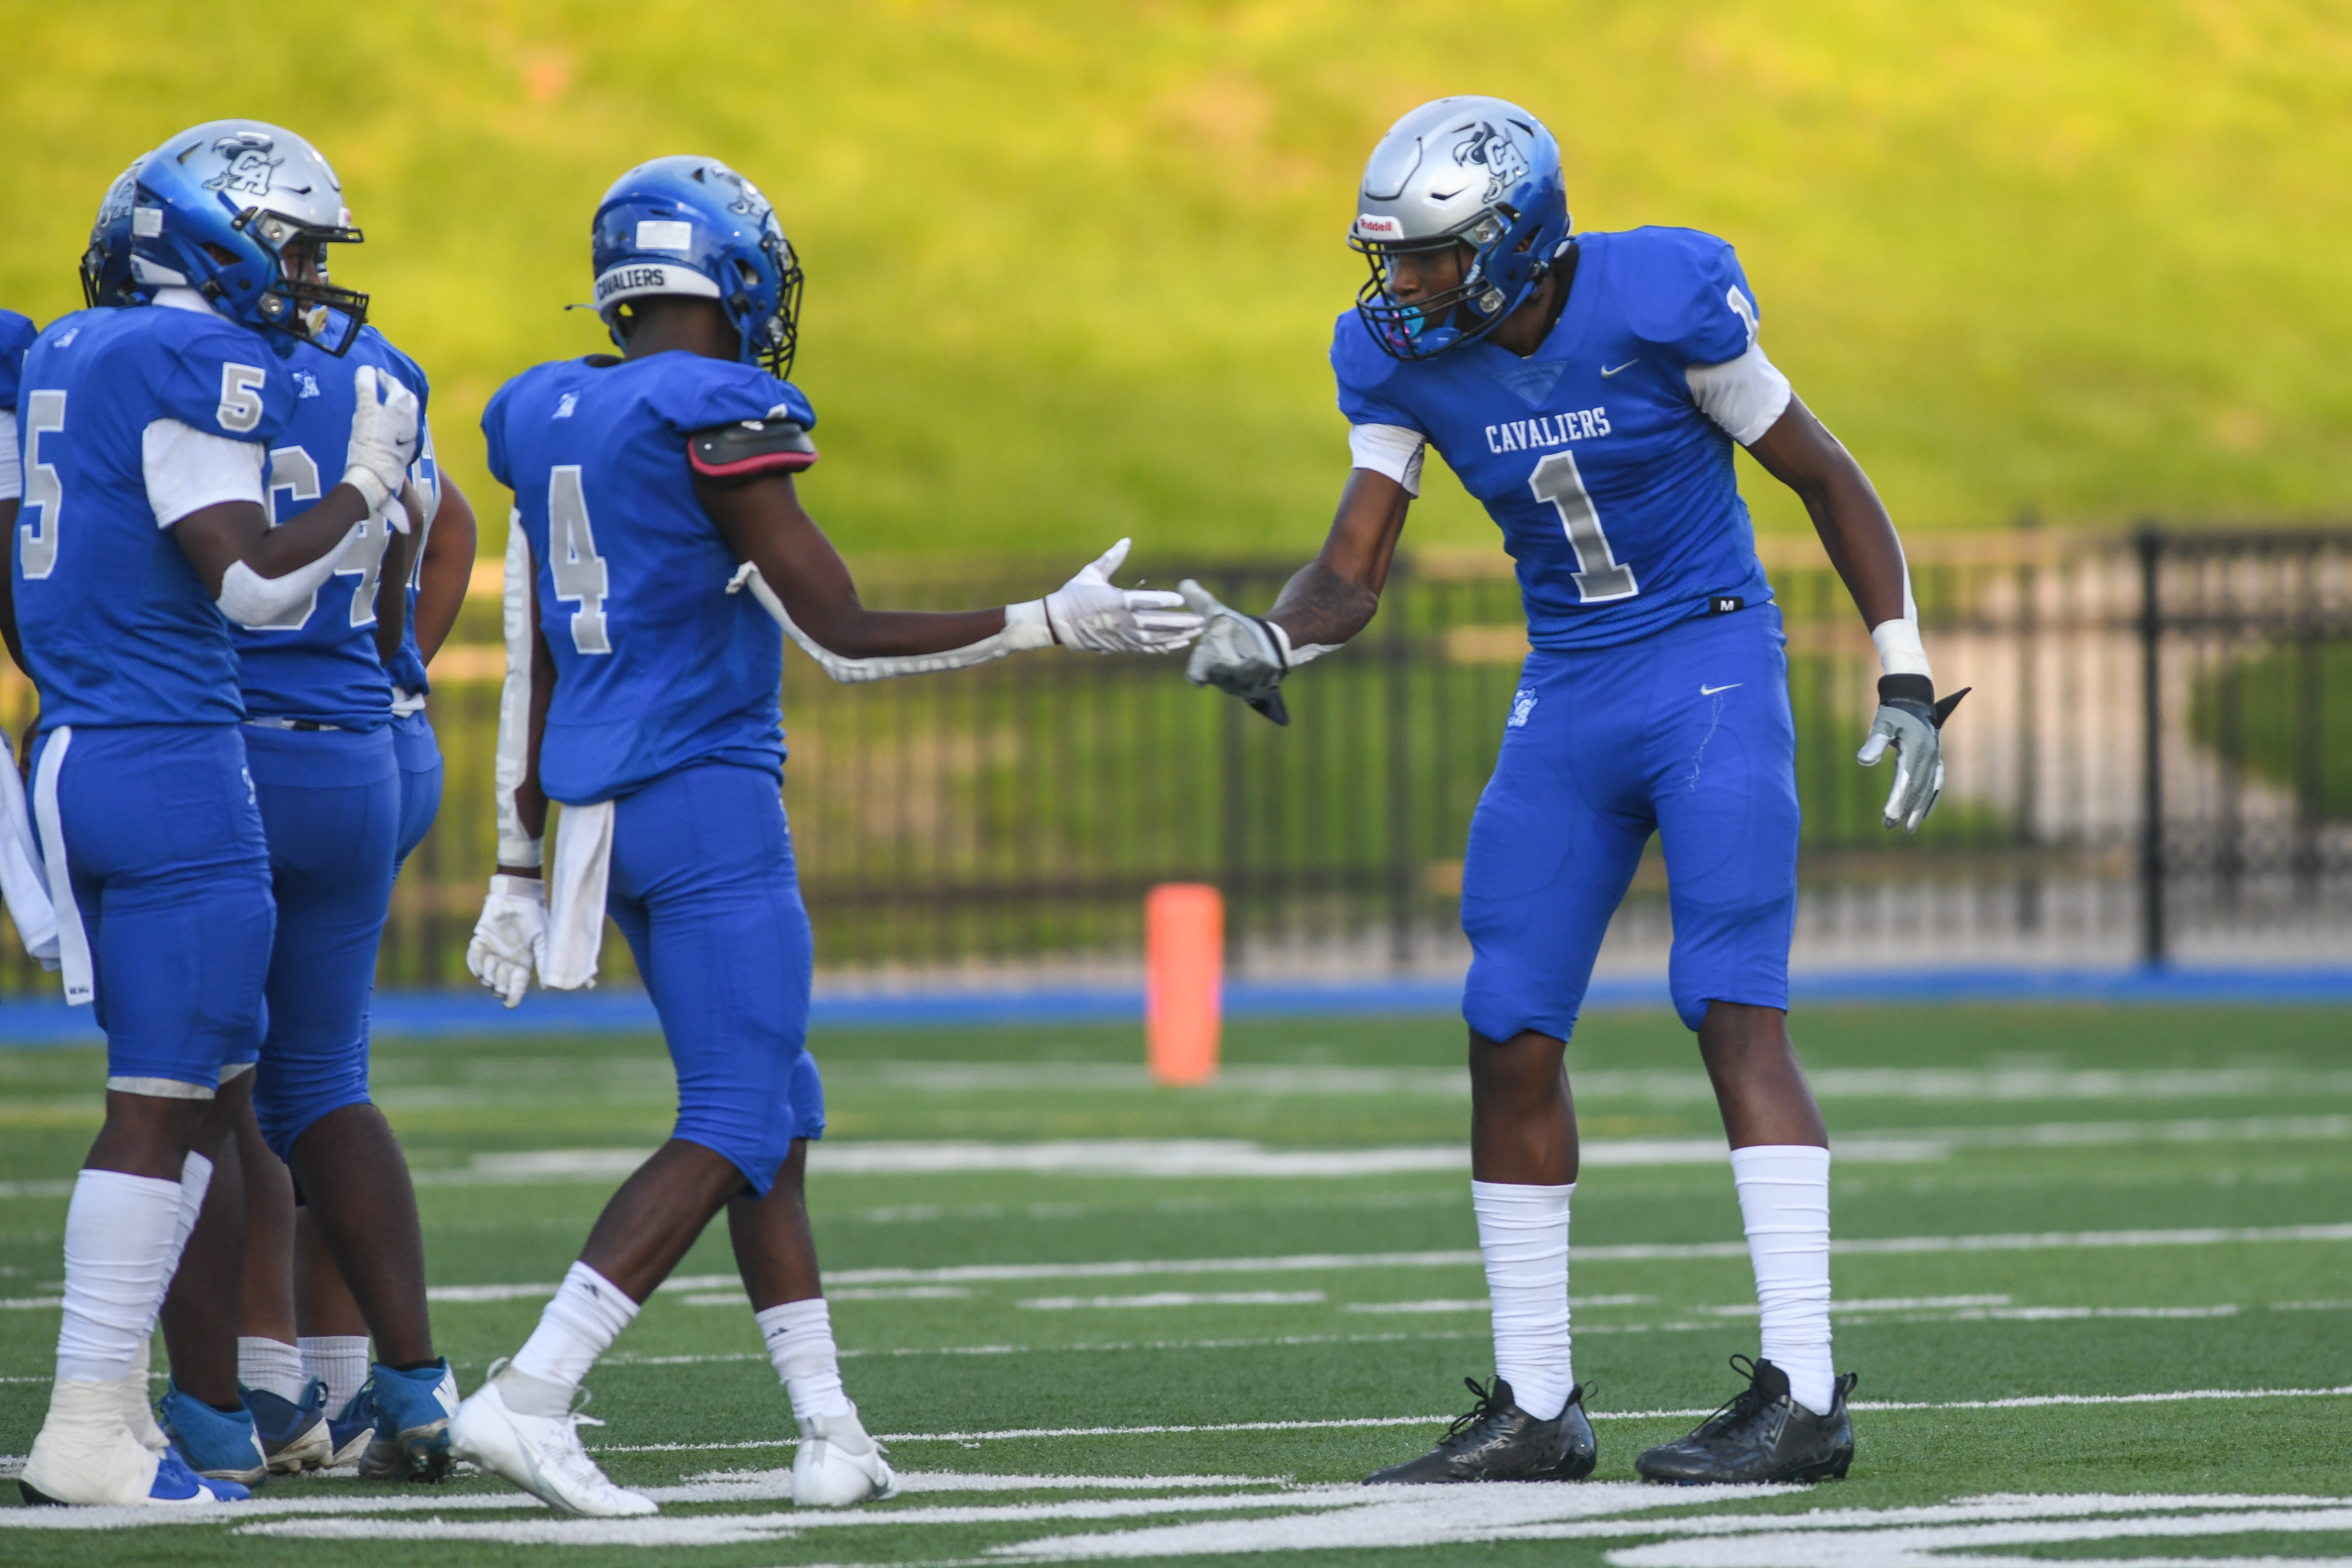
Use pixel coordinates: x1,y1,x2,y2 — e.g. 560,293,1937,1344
390,709,443,871
604,760,824,1197
242,725,400,1157
1461,605,1801,1041
35,724,274,1092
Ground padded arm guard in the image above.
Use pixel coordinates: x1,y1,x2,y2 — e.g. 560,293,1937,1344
689,419,819,481
727,562,1051,682
493,520,542,867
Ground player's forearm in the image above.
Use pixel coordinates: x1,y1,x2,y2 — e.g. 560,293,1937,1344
0,503,24,672
792,603,1016,659
242,487,377,578
373,525,415,666
1266,560,1381,648
1747,400,1907,631
413,476,477,662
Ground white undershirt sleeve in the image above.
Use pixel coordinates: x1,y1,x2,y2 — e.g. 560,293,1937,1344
495,519,543,868
1346,423,1426,497
1684,342,1793,447
142,418,264,529
0,410,20,502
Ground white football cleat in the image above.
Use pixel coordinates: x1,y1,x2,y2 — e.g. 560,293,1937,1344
126,1337,168,1455
20,1378,227,1506
791,1405,898,1507
447,1362,655,1518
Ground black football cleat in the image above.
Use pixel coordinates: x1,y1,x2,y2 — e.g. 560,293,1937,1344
1364,1377,1597,1484
1635,1356,1856,1485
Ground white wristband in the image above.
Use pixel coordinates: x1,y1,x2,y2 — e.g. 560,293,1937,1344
1870,618,1932,680
1003,598,1054,652
497,836,544,870
344,466,395,516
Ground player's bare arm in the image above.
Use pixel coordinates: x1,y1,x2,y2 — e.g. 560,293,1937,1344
371,485,422,665
1744,398,1905,626
698,470,1016,655
411,472,477,662
0,497,23,673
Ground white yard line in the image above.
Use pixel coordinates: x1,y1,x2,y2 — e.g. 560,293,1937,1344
1018,1293,1328,1310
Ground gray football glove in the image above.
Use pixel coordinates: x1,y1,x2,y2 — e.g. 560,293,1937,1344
1178,579,1293,726
1857,675,1970,833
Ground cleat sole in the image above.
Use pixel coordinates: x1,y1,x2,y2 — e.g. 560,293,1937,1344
18,1479,63,1507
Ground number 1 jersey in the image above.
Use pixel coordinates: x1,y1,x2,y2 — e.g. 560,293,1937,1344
482,350,817,805
1333,225,1780,652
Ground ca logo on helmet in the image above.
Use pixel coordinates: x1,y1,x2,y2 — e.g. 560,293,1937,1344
1452,122,1529,203
204,132,283,198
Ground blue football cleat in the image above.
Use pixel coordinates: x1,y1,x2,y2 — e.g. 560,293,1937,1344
156,1379,267,1486
326,1384,378,1469
243,1379,333,1474
357,1359,457,1482
153,1448,252,1503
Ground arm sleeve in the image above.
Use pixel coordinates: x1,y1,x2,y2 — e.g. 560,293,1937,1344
1684,342,1793,446
494,519,543,866
0,409,19,503
727,562,1051,682
142,418,265,528
1347,423,1426,496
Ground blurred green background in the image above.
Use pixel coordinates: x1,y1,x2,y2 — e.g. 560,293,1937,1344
3,0,2346,559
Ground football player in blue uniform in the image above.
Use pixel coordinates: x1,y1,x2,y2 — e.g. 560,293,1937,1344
204,276,465,1486
1184,98,1963,1487
6,120,423,1507
264,397,478,1476
0,307,39,665
448,155,1199,1517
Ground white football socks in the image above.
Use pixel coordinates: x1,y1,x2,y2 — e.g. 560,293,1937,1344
56,1168,186,1382
240,1336,309,1403
1471,1180,1574,1421
758,1297,852,1420
159,1151,214,1314
301,1335,372,1418
511,1261,639,1395
1730,1144,1835,1416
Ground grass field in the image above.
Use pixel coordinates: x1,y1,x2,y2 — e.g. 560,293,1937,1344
1,1002,2349,1563
6,2,2351,555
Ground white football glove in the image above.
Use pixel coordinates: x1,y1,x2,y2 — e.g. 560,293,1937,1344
467,873,547,1009
343,365,420,516
1041,540,1202,655
1178,578,1298,725
1857,676,1970,833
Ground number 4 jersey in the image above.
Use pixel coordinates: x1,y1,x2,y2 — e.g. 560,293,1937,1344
1333,225,1792,652
482,350,818,804
13,301,296,727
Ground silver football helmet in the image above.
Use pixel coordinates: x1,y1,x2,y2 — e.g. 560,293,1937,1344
136,119,368,352
1348,97,1568,359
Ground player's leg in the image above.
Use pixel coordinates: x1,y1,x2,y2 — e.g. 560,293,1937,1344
21,727,272,1506
153,1074,276,1485
1633,607,1856,1484
244,726,452,1481
294,1202,376,1465
221,1105,336,1474
1367,654,1645,1485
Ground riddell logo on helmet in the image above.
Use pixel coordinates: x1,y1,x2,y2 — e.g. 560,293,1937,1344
1355,213,1401,238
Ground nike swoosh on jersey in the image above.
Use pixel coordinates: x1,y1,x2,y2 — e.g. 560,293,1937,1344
1601,360,1639,377
1700,683,1743,696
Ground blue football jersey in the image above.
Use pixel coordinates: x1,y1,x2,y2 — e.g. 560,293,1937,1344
0,310,35,410
1334,226,1775,651
482,351,817,804
231,328,428,730
14,305,295,727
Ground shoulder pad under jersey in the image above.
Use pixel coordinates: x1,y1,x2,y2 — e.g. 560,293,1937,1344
688,417,818,480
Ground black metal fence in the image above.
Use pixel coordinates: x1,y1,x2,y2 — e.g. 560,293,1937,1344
0,528,2344,995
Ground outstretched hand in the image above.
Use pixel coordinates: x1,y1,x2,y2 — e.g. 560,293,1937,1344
1043,540,1202,655
1178,579,1293,726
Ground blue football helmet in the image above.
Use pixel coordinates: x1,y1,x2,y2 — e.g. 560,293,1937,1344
133,120,368,355
80,155,149,309
1348,97,1570,359
590,155,804,378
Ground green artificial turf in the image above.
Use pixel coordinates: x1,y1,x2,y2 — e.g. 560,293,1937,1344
4,2,2350,562
1,1003,2349,1562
